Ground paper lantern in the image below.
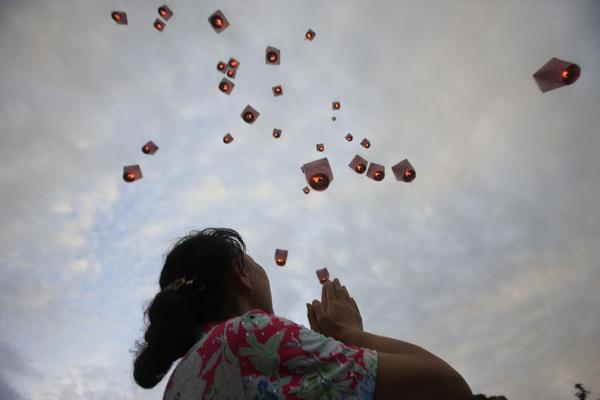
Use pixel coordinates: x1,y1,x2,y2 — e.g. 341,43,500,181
141,141,159,155
226,68,237,79
111,11,128,25
158,5,173,20
302,186,310,194
366,162,385,181
533,57,581,93
274,249,288,266
391,159,416,182
272,85,283,96
219,78,234,94
266,46,280,65
316,143,324,152
272,129,282,138
305,29,316,41
301,158,333,192
228,58,240,70
208,10,229,33
154,19,165,31
332,101,340,110
223,133,234,143
316,268,329,284
345,133,353,141
216,61,226,73
241,105,259,124
360,138,371,148
349,155,368,174
123,165,142,182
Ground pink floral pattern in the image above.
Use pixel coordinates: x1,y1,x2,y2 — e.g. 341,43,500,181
164,310,378,399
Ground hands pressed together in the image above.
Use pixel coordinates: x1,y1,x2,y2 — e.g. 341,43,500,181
306,278,363,341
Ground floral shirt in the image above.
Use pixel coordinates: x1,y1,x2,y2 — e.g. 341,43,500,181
164,310,378,399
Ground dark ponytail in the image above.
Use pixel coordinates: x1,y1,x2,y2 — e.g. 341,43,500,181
132,228,246,389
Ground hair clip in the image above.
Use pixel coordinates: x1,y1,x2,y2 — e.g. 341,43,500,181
164,277,205,292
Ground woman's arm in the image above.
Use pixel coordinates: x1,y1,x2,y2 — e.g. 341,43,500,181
307,279,472,400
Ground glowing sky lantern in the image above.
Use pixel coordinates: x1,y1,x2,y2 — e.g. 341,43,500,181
349,154,368,174
266,46,280,65
273,85,283,96
316,143,324,152
332,101,340,110
391,159,416,182
223,133,233,144
111,11,128,25
208,10,229,33
367,163,385,181
305,29,316,41
219,78,234,94
345,133,353,141
158,5,173,20
216,61,226,73
331,116,336,121
301,158,333,192
228,58,240,69
533,57,581,93
302,186,310,194
316,268,330,284
273,129,282,138
141,141,158,155
360,138,371,148
226,68,237,79
274,249,288,266
123,165,142,182
241,105,259,124
154,19,165,31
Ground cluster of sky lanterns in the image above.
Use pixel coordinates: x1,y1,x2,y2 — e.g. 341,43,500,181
113,6,581,269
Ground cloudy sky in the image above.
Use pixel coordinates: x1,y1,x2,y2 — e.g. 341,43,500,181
1,1,599,399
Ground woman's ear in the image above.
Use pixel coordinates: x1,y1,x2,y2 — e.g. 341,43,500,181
230,258,252,291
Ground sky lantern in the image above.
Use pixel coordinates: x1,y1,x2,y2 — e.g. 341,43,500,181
274,249,288,266
332,101,340,110
141,141,159,155
153,19,165,31
123,165,142,182
111,11,128,25
305,29,315,41
157,5,173,20
241,105,259,124
216,61,226,73
345,133,353,141
533,57,581,93
223,133,233,144
391,159,416,182
208,10,229,33
226,68,237,79
228,58,240,69
360,138,371,148
266,46,280,65
302,186,310,194
331,116,336,121
272,85,283,96
367,163,385,181
301,158,333,192
219,78,234,94
273,129,282,138
349,154,368,174
316,143,324,152
316,268,329,284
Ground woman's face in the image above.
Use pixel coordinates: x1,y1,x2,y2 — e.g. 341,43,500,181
243,254,274,314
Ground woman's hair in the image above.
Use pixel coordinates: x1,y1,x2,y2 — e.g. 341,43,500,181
132,228,246,389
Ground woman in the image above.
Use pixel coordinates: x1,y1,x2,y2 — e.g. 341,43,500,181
133,228,472,400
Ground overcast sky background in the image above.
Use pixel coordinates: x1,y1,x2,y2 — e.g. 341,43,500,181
1,1,599,399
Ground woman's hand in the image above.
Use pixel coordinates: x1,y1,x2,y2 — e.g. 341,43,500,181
306,278,363,341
